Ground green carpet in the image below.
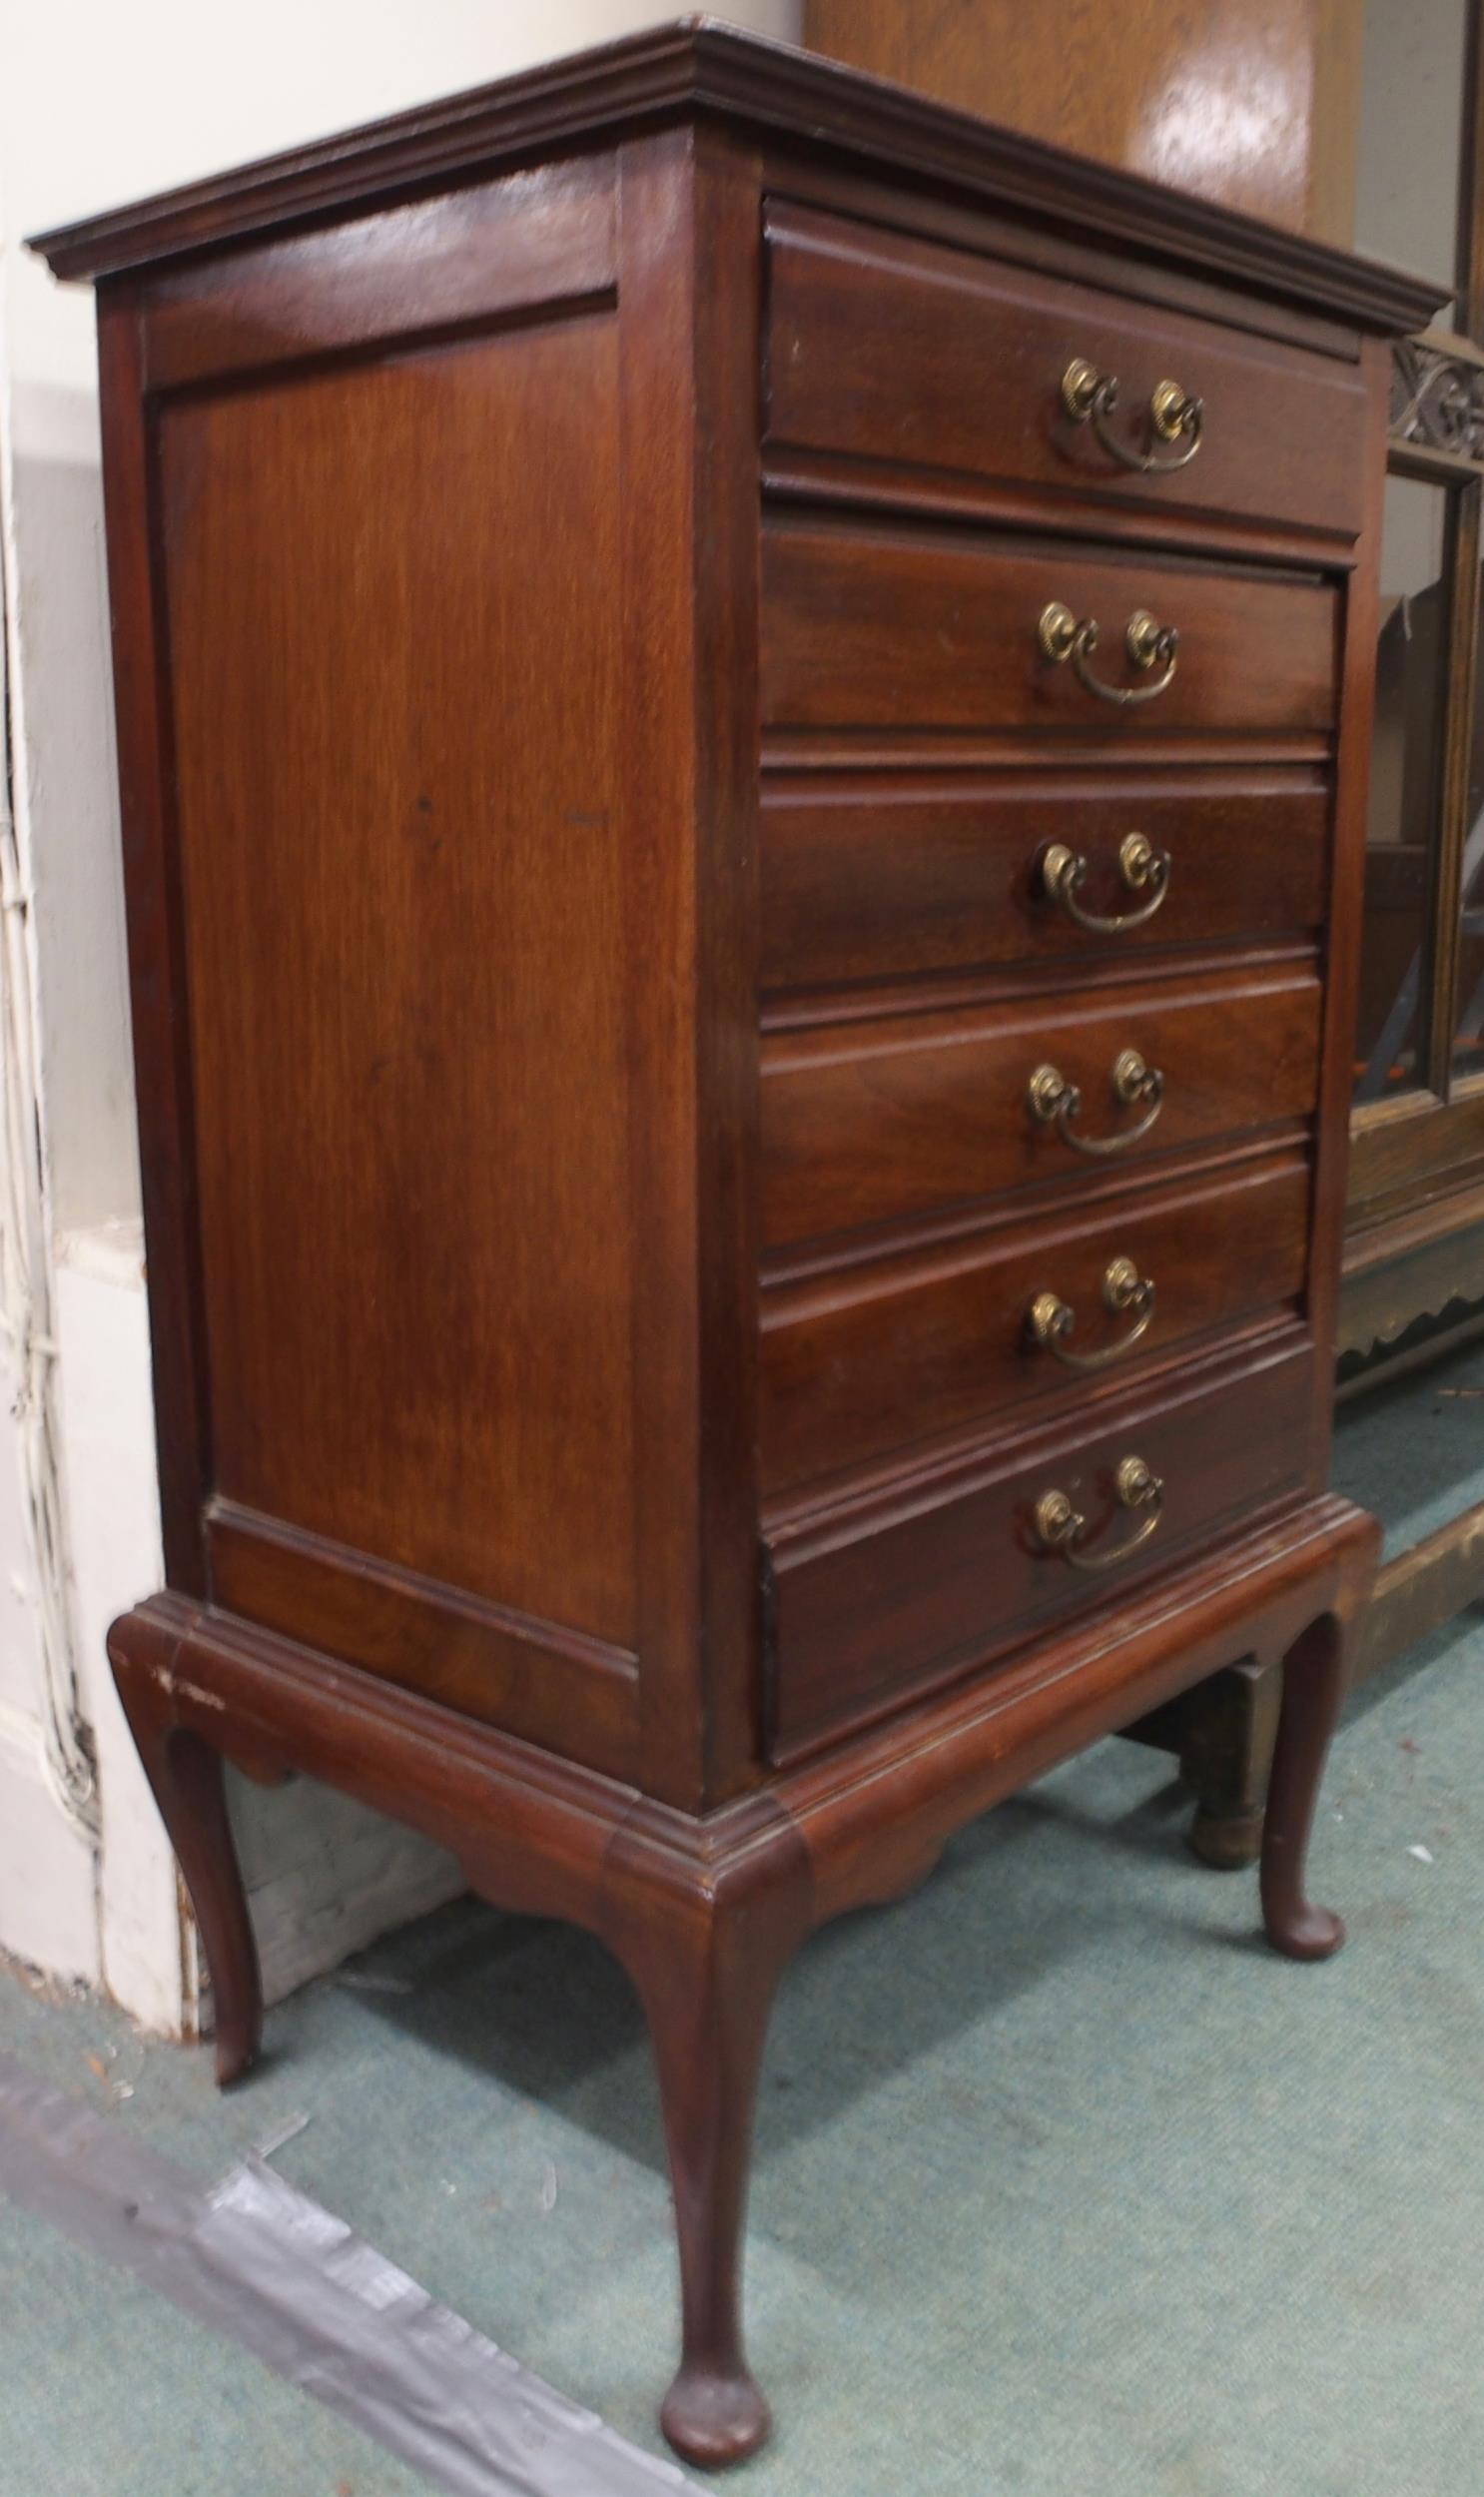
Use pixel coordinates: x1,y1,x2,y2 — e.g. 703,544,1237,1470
2,1337,1482,2496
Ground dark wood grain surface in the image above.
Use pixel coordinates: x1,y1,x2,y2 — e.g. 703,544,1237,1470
762,1148,1310,1496
759,768,1329,992
801,0,1362,242
763,517,1340,735
761,961,1322,1248
767,1335,1315,1753
138,153,619,392
766,203,1371,541
162,305,640,1658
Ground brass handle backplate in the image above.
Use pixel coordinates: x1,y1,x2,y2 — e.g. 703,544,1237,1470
1026,1255,1157,1371
1027,1048,1165,1158
1039,601,1180,707
1038,832,1170,934
1061,359,1204,473
1032,1454,1165,1573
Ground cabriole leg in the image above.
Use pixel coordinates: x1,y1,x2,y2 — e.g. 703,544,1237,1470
604,1828,809,2470
113,1649,263,2084
1260,1610,1348,1964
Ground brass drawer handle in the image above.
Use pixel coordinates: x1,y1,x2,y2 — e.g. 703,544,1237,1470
1028,1048,1164,1157
1039,601,1180,707
1033,1454,1164,1573
1027,1255,1156,1371
1038,831,1170,934
1061,358,1204,472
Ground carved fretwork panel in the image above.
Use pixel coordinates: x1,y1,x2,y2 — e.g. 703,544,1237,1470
1390,338,1484,470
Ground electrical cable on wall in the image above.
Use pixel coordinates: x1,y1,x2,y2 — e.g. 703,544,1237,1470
0,529,99,1841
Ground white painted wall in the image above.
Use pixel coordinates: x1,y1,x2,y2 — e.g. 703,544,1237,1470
0,0,802,2023
0,394,101,1989
1354,0,1469,310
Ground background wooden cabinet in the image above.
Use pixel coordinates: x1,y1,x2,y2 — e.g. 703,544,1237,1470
804,0,1362,239
1343,0,1484,1359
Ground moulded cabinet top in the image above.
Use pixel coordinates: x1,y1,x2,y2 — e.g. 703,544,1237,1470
30,16,1444,339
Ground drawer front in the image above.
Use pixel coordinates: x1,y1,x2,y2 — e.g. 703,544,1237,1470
762,521,1338,738
762,964,1321,1250
767,1339,1313,1757
764,206,1370,542
760,770,1329,993
762,1151,1309,1499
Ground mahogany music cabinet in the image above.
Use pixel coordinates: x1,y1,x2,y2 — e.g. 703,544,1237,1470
34,22,1439,2468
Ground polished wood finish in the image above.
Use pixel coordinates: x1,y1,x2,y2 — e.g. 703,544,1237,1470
138,154,618,390
762,1150,1310,1497
164,303,639,1667
37,23,1431,2468
205,1499,641,1779
762,962,1322,1249
760,771,1329,993
803,0,1363,243
766,205,1371,541
763,519,1340,737
1260,1609,1350,1958
767,1336,1314,1754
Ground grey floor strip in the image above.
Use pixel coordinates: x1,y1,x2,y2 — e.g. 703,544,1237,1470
0,2054,694,2497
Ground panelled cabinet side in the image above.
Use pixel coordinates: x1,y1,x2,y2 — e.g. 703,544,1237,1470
91,129,769,1815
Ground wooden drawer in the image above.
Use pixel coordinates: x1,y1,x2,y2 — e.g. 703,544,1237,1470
762,519,1338,739
762,962,1321,1250
764,205,1370,542
766,1337,1314,1757
761,1149,1309,1498
760,768,1329,994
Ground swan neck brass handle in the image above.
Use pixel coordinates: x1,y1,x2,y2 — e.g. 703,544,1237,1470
1038,832,1170,934
1028,1049,1164,1157
1032,1455,1165,1573
1039,601,1180,707
1061,359,1204,472
1027,1256,1157,1371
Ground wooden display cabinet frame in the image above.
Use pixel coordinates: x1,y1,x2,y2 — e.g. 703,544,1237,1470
1344,0,1484,1331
